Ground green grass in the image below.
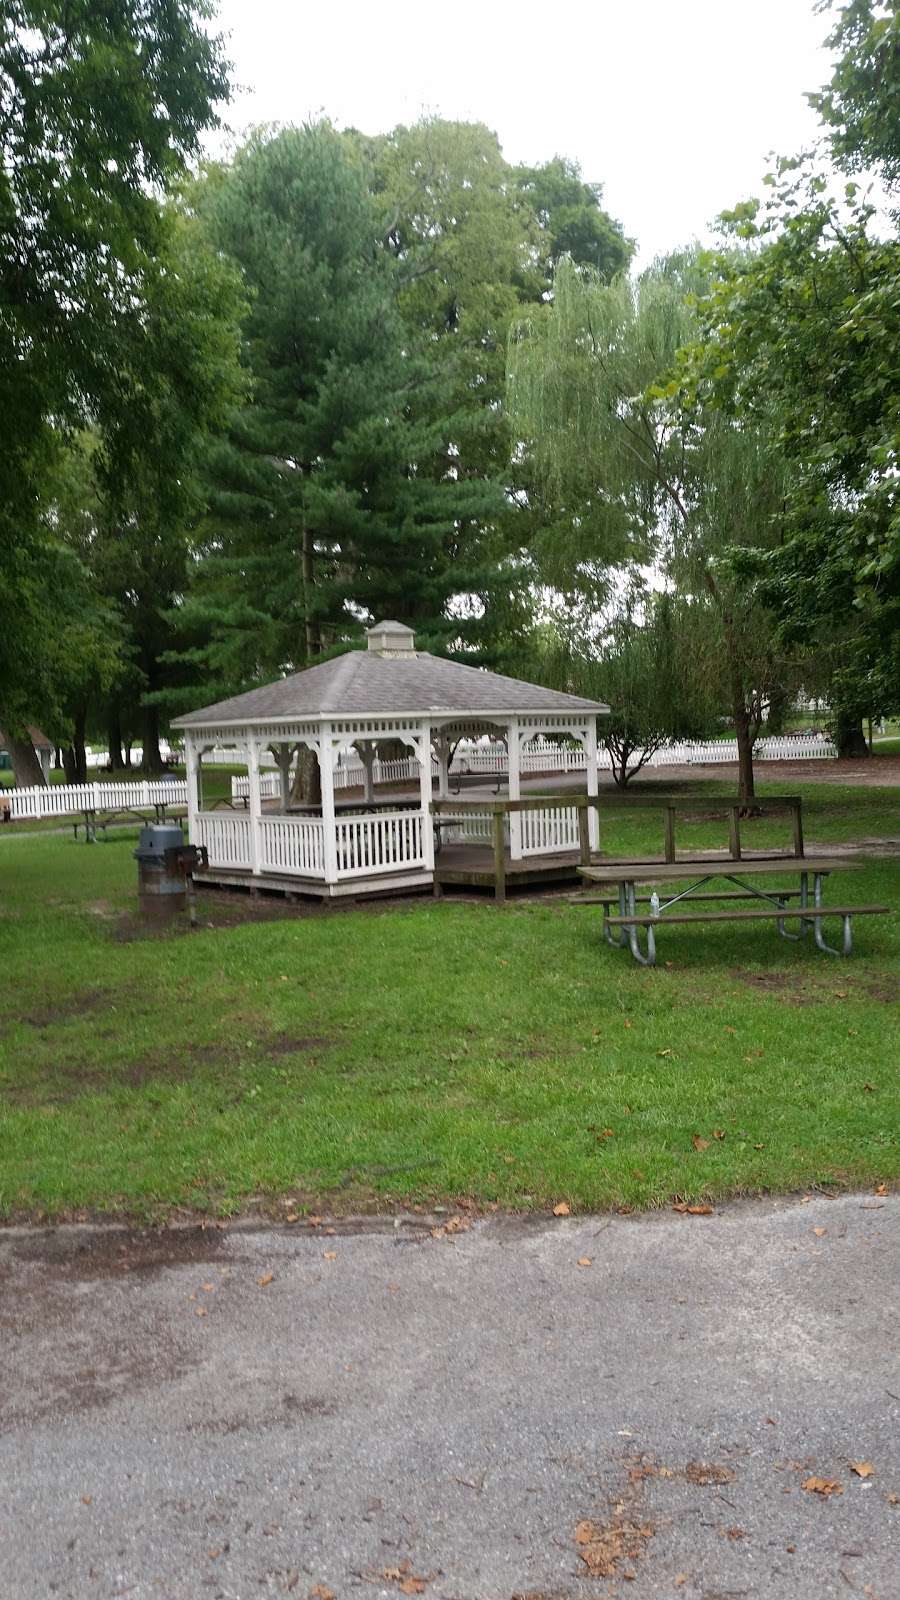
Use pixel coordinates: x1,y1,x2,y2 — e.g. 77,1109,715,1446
0,777,897,1221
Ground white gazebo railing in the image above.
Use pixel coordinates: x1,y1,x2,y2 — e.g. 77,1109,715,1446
334,810,426,878
260,816,326,877
520,804,581,857
195,812,252,869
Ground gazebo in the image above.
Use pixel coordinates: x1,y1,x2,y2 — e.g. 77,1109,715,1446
172,622,608,898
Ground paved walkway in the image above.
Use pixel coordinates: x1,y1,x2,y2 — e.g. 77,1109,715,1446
2,1195,898,1599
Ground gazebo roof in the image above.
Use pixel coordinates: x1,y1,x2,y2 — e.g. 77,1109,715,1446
173,623,608,728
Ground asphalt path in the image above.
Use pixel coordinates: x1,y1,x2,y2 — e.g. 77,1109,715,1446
2,1195,898,1599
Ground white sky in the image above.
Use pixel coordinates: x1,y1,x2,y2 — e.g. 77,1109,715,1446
212,0,835,266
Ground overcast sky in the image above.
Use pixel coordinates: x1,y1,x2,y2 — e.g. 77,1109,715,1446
211,0,835,266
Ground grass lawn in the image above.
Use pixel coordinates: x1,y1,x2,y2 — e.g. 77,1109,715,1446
0,778,897,1221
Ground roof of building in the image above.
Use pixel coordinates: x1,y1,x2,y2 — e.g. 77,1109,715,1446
173,625,607,728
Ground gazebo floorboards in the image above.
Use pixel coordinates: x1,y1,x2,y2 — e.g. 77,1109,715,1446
434,845,583,893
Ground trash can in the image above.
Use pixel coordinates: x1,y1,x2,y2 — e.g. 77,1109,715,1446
134,823,188,912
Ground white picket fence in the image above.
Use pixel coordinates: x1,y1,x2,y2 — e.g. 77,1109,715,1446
2,732,838,824
2,777,188,822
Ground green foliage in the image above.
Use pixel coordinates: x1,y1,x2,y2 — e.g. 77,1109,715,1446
512,155,634,277
0,0,230,742
184,120,627,701
507,255,802,797
683,5,900,732
810,0,900,189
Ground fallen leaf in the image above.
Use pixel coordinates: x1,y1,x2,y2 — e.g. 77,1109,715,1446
712,1129,726,1140
308,1586,335,1600
574,1515,653,1578
623,1018,633,1028
834,990,849,999
685,1462,736,1486
691,1134,710,1152
257,1273,274,1287
308,1215,323,1228
597,1127,615,1140
813,1227,827,1238
195,1306,208,1317
657,1047,675,1058
674,1577,688,1588
802,1476,843,1497
552,1201,571,1216
81,1495,92,1506
285,1212,300,1224
874,1182,888,1196
577,1256,593,1268
616,1204,633,1214
726,1527,745,1540
201,1282,215,1292
886,1492,899,1505
673,1202,714,1216
849,1461,875,1479
208,1547,221,1559
323,1251,337,1261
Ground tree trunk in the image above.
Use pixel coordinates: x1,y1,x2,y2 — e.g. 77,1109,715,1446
141,702,164,775
301,524,320,663
3,731,46,787
107,705,125,771
71,706,87,784
290,744,322,806
54,746,63,770
123,740,133,769
734,703,756,810
834,710,870,759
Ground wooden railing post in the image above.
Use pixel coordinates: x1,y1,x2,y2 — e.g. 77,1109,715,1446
577,801,590,866
728,807,742,861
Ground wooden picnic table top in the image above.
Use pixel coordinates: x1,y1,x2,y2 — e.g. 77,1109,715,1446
578,856,865,886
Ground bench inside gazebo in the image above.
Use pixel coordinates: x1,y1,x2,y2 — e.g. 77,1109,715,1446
172,622,608,900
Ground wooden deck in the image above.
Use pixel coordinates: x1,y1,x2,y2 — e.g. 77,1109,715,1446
434,844,584,897
193,844,585,903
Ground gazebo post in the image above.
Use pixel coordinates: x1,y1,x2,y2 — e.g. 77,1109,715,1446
319,724,339,885
507,716,522,860
417,723,435,871
585,716,600,851
246,738,263,876
184,733,201,845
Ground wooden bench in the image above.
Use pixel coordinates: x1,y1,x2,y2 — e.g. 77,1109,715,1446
605,903,889,962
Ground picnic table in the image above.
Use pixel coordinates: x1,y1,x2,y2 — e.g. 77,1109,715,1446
75,799,172,841
575,856,889,966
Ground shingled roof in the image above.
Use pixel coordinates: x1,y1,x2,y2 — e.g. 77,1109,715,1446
173,624,607,727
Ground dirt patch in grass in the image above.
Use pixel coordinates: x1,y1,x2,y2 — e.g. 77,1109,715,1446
17,989,113,1028
731,968,819,1004
263,1033,333,1058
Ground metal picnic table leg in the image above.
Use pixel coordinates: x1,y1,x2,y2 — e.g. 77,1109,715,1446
624,880,656,967
777,869,808,941
603,884,630,948
811,871,849,955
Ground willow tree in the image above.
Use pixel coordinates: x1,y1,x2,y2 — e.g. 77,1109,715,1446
507,255,800,806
